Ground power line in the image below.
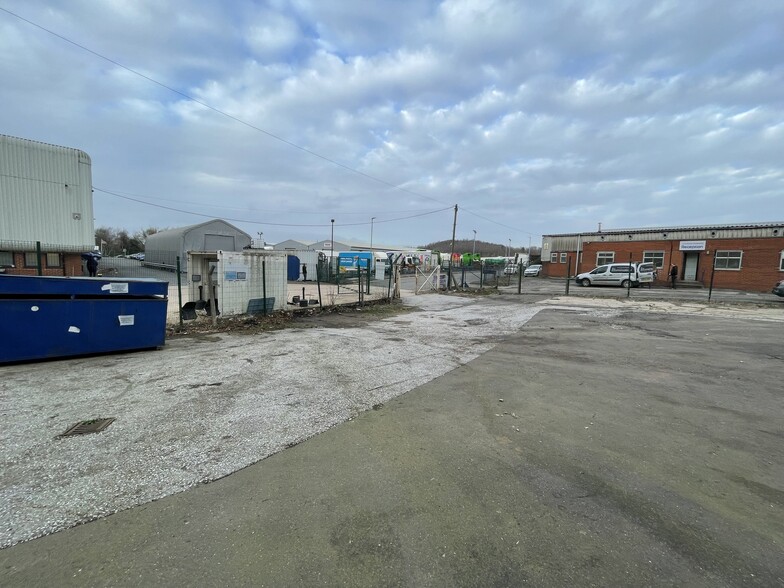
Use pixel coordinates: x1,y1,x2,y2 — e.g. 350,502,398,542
97,187,441,215
1,6,538,239
0,6,447,208
94,187,452,227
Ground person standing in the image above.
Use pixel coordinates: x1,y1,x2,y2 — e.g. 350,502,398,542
302,263,307,281
669,264,678,289
86,254,99,277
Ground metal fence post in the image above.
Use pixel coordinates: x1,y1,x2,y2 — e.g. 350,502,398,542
565,256,572,295
517,262,522,294
262,259,267,315
176,256,184,329
36,241,43,276
708,254,717,302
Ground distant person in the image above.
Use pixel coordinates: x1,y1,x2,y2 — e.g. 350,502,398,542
302,264,307,281
86,255,98,277
669,264,678,289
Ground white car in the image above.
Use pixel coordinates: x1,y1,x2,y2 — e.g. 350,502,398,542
576,262,653,288
523,264,542,277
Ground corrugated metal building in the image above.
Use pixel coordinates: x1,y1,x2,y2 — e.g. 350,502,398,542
144,219,252,273
0,134,94,276
542,222,784,292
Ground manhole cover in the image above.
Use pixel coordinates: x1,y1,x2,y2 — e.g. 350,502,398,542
60,418,116,437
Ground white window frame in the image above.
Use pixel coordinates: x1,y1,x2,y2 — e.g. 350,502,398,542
0,251,13,267
643,251,665,269
779,250,784,271
596,251,615,266
714,250,742,270
24,252,38,267
550,252,558,263
46,252,61,267
559,252,567,264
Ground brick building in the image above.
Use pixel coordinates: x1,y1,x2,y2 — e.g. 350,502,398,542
0,134,94,276
542,222,784,292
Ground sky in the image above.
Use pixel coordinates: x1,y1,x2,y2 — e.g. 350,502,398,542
1,1,783,249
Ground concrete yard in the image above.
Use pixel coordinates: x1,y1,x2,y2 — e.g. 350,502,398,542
1,293,782,586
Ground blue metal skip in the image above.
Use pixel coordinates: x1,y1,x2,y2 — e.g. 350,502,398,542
0,275,169,363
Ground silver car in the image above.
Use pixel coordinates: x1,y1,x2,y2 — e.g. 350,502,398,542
523,264,542,277
576,263,652,288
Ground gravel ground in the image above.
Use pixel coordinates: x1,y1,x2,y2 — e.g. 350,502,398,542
1,294,608,548
4,293,781,550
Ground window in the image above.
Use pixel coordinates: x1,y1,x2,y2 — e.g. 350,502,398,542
550,252,558,263
46,253,61,267
0,251,12,267
714,250,742,270
24,252,38,267
596,251,614,265
780,251,784,271
559,252,567,264
643,251,665,269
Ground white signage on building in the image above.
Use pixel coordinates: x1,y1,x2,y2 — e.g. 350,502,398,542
679,240,706,251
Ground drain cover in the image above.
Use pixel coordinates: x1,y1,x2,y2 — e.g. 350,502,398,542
60,418,116,437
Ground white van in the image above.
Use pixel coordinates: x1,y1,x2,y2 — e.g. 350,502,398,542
576,263,654,288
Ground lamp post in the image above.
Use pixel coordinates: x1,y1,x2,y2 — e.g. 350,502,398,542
472,230,477,255
508,238,511,257
330,219,335,280
370,217,376,250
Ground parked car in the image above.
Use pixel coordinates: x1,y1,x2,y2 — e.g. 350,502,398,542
523,264,542,277
576,262,653,288
129,253,145,261
773,280,784,297
504,264,518,275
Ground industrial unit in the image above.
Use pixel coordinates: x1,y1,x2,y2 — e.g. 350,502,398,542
144,220,252,273
542,222,784,292
0,134,95,276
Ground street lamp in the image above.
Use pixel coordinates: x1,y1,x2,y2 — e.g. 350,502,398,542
330,219,335,280
508,238,511,257
370,217,376,250
472,230,477,255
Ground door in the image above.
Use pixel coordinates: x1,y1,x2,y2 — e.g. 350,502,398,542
683,252,699,281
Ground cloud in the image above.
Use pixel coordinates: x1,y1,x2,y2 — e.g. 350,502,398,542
0,0,782,245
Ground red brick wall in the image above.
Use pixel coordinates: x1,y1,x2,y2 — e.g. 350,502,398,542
543,236,784,292
2,252,84,277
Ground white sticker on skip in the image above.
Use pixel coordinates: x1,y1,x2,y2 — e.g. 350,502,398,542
118,315,135,326
109,283,129,294
68,326,81,333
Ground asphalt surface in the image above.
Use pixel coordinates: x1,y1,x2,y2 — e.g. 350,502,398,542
1,296,783,586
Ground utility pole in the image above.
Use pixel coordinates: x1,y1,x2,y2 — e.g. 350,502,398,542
370,217,375,250
448,205,458,288
472,229,477,255
330,219,335,281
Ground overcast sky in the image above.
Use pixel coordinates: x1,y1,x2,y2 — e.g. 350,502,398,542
2,1,782,248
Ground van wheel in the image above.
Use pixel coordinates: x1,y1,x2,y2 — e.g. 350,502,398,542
580,278,590,287
621,279,631,288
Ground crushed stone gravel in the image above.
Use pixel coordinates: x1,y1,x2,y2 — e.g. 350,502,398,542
1,294,618,548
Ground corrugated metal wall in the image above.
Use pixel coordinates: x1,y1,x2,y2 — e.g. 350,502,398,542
146,220,252,272
0,135,94,249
